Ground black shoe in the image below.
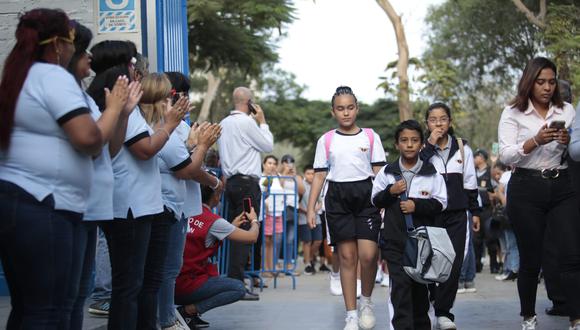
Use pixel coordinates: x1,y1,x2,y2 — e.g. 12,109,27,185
304,264,315,275
177,306,200,330
502,271,518,281
545,306,568,317
192,315,210,328
490,267,500,274
319,263,331,272
88,299,110,316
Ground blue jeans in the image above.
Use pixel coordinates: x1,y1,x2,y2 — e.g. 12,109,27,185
0,180,83,330
158,216,188,327
503,229,519,273
91,228,112,301
284,206,297,264
70,222,98,329
460,218,476,282
174,277,246,314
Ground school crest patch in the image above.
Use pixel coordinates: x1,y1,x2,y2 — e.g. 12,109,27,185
420,191,430,197
457,159,463,164
360,147,369,152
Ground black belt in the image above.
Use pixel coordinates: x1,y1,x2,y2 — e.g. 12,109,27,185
229,174,259,181
514,167,567,179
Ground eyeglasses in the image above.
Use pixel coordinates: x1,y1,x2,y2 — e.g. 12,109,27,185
427,117,450,125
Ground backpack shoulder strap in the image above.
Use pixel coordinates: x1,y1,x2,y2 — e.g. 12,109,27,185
457,137,465,173
323,130,336,162
363,128,375,160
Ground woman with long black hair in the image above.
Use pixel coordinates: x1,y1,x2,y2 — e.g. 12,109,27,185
498,57,580,330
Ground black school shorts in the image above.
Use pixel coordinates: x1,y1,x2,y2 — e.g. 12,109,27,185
324,178,381,246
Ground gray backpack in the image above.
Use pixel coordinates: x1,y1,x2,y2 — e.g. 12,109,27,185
397,176,456,284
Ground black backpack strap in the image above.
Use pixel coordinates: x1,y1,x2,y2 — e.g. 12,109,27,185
394,174,414,232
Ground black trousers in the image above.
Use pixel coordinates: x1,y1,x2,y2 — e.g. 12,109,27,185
431,210,467,321
507,170,580,321
225,175,262,281
473,207,499,272
384,244,431,330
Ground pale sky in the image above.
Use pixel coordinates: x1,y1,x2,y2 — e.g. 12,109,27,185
276,0,444,104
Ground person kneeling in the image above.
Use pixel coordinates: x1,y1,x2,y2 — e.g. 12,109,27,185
175,178,259,329
371,120,447,330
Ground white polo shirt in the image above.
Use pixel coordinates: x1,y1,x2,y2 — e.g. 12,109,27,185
0,63,93,213
313,128,386,182
111,107,163,219
175,121,202,217
158,131,191,220
84,93,114,221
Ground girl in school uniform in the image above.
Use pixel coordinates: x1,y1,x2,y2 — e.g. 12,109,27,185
499,57,580,330
87,41,186,330
138,73,222,330
372,120,447,330
420,102,481,330
0,9,103,329
307,86,387,330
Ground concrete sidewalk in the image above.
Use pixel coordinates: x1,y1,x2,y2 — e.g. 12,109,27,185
0,271,571,329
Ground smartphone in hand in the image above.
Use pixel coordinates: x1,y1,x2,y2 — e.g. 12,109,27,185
247,100,257,115
549,120,566,130
243,197,252,213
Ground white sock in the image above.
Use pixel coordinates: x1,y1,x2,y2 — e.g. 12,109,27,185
331,271,340,279
360,295,372,306
346,310,358,320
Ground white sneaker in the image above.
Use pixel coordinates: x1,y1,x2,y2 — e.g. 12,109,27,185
375,268,383,283
436,316,457,330
356,279,362,298
464,281,477,293
570,322,580,330
359,302,376,329
330,273,343,296
495,273,509,281
162,322,188,330
456,283,466,294
344,315,359,330
521,316,537,330
380,275,390,287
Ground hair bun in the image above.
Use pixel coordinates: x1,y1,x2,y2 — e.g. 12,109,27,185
336,86,352,94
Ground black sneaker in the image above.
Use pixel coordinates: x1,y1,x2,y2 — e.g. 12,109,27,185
192,315,209,328
319,263,331,272
304,264,315,275
177,306,208,329
88,299,110,316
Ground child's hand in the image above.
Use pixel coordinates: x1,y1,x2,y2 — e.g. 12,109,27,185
399,200,415,214
389,180,407,195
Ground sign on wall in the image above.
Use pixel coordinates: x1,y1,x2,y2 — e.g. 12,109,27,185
98,0,138,33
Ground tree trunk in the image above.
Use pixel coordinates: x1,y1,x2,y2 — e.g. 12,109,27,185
196,70,222,123
511,0,546,29
376,0,412,121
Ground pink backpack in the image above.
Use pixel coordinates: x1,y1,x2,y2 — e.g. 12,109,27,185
323,128,375,166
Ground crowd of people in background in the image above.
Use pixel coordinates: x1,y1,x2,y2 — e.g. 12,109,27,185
2,7,580,330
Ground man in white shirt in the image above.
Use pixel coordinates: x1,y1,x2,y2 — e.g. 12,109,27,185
217,87,273,296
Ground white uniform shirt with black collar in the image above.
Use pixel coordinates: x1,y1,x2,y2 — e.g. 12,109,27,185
499,100,575,170
371,162,447,210
217,110,274,179
313,128,386,182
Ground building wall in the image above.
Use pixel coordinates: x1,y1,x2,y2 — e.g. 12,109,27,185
0,0,145,73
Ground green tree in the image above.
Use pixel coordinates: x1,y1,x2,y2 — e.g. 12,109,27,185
187,0,295,121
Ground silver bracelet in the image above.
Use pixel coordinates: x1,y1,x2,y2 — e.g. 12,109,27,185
211,176,220,190
532,136,540,147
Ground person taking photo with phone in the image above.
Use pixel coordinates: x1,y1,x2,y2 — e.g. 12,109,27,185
498,57,580,330
217,87,273,299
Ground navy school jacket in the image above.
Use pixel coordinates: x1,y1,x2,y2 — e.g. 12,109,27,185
420,135,481,217
371,161,447,247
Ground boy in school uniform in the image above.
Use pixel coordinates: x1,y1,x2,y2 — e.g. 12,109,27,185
372,120,447,330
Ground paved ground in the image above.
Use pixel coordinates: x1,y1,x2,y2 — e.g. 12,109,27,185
0,270,571,329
